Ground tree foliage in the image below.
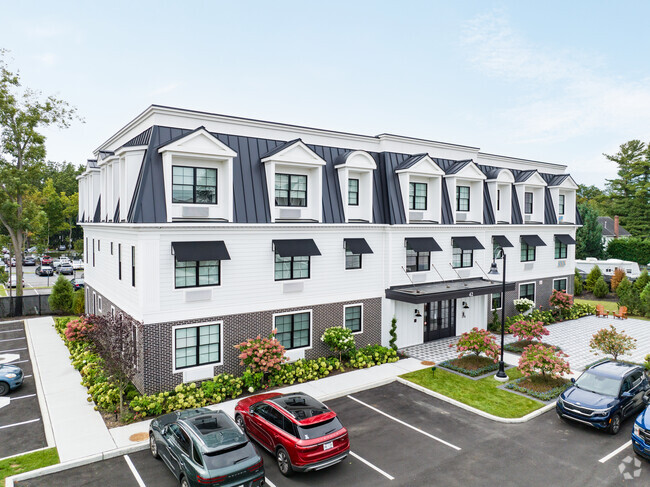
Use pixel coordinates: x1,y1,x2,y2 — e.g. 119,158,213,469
589,325,637,361
610,268,626,291
607,237,650,265
574,268,583,296
616,277,641,315
635,269,650,292
518,344,571,379
593,276,609,298
585,265,603,291
575,203,603,259
48,274,74,313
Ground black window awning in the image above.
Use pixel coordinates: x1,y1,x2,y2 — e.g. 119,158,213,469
492,235,514,248
344,238,373,255
521,235,547,247
452,237,485,250
555,234,576,245
273,239,321,257
172,241,231,262
405,237,442,253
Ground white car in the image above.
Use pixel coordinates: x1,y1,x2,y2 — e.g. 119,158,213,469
7,275,24,288
72,259,84,270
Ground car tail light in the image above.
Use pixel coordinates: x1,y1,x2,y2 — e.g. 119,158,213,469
247,460,263,472
197,474,226,485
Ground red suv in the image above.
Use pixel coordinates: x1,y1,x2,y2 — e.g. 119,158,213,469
235,392,349,476
41,255,53,265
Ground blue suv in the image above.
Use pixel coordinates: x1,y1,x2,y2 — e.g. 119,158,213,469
632,392,650,460
0,363,24,395
556,361,649,435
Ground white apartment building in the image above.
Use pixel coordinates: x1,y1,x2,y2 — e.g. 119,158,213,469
78,105,580,394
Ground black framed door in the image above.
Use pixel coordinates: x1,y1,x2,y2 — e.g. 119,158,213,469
423,299,457,342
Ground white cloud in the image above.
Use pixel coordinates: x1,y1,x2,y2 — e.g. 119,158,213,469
150,83,180,97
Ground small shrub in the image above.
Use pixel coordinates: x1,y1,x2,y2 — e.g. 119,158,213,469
593,276,609,298
234,330,287,375
513,298,535,313
348,345,398,369
72,289,85,315
389,317,397,351
451,327,500,362
549,289,573,311
321,326,356,362
641,282,650,317
589,325,637,361
508,320,549,342
48,275,74,313
635,269,650,292
610,268,626,291
64,317,94,342
518,344,571,379
585,265,603,291
574,268,583,296
616,277,641,314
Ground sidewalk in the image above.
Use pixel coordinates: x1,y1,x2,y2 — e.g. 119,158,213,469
25,317,116,462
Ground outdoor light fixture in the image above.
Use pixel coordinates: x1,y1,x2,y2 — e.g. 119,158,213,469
414,309,422,317
490,247,508,381
462,301,469,309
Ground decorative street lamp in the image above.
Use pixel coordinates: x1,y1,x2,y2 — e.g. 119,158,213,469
488,247,508,381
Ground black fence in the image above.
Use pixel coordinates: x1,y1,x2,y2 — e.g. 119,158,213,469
0,294,52,318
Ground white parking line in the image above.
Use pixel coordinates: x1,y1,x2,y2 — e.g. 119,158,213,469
0,337,25,343
264,478,277,487
9,359,28,364
24,374,33,378
124,454,147,487
0,329,23,333
599,441,632,463
0,347,27,352
0,418,40,430
350,451,395,480
347,395,461,451
11,393,36,400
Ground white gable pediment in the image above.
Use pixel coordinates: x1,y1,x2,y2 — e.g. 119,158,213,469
335,151,377,170
517,171,547,187
158,128,237,159
554,175,578,190
396,155,444,177
448,161,486,181
261,140,326,167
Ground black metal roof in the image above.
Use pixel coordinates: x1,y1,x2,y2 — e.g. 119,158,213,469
444,160,473,175
122,127,153,148
395,153,429,171
544,188,558,224
514,169,537,183
93,197,101,223
259,138,302,159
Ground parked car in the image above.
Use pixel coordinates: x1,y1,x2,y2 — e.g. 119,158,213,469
632,391,650,460
72,259,84,271
556,361,650,434
22,255,37,266
10,257,16,267
27,246,37,253
70,278,84,291
57,263,74,275
58,244,67,251
0,363,24,395
41,255,53,265
235,392,349,476
35,265,54,276
149,408,265,487
7,275,24,288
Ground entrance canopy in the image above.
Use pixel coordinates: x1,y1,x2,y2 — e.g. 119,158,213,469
385,278,516,304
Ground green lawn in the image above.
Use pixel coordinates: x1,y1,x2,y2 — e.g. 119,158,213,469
400,367,544,418
0,285,6,297
0,448,59,483
574,297,650,321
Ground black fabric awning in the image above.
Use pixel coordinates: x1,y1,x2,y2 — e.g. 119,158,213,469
405,237,442,252
386,278,516,304
492,235,514,248
172,241,231,262
555,234,576,245
452,237,485,250
344,238,373,254
521,235,547,247
273,239,321,257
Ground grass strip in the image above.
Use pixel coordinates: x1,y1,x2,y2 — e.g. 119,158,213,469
0,448,59,483
400,367,544,418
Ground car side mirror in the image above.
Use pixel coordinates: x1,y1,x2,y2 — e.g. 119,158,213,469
249,407,256,416
162,426,171,437
570,378,576,384
621,391,633,398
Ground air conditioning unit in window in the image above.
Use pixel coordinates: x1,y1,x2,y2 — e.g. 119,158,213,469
456,212,467,221
279,208,301,219
409,211,424,221
525,214,532,221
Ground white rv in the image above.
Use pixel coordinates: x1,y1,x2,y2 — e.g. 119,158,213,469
575,258,641,281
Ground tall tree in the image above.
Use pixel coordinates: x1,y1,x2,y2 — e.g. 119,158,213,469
0,52,78,297
575,203,603,259
576,184,607,213
43,160,82,195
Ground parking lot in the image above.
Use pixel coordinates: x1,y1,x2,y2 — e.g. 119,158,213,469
2,263,83,297
0,320,48,459
14,381,649,486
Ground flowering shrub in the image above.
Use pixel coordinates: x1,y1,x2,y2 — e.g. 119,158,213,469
549,290,573,319
348,345,398,369
508,320,549,342
321,326,356,362
518,344,571,379
451,327,500,362
589,325,637,361
269,356,341,386
64,317,94,342
514,298,535,313
234,330,287,375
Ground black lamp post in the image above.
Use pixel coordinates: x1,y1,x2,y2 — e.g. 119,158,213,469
488,248,508,381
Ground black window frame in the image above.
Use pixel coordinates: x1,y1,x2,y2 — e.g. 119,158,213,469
493,241,503,259
274,253,310,281
275,173,307,207
409,182,427,210
345,249,362,270
491,292,502,310
406,247,430,272
555,240,567,259
275,312,311,350
553,279,568,292
131,245,135,287
174,323,221,370
172,166,218,205
497,189,501,211
519,283,535,301
524,192,533,214
521,242,536,262
92,238,95,267
456,185,470,212
452,244,473,268
118,243,122,280
559,194,565,215
344,305,362,333
348,178,359,206
175,259,221,288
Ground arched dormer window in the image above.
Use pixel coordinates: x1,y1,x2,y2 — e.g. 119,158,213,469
335,150,377,223
514,170,547,224
486,168,514,224
395,154,445,223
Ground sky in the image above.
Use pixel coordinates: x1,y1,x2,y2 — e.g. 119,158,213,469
3,0,650,188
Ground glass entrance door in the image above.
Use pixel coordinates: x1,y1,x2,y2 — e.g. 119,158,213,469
423,299,457,342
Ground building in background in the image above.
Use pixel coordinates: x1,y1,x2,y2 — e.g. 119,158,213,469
598,216,631,249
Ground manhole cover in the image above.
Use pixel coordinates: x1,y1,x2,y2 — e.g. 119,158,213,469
129,432,148,442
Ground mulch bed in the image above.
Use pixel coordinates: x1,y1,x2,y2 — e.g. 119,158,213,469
439,355,499,377
504,340,561,354
506,375,571,401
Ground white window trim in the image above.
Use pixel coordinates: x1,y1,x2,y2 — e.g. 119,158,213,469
343,303,364,334
518,282,536,303
553,278,568,292
272,309,313,352
343,247,364,272
171,321,224,374
490,292,503,311
97,296,102,313
92,291,96,314
111,306,116,318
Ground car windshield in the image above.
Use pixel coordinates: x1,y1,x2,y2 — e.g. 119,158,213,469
296,417,343,440
574,371,621,397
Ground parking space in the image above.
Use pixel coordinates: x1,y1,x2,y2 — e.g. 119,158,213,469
0,320,48,459
14,381,650,486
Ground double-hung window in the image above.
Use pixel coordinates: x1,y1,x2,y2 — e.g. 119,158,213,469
553,279,567,292
409,182,427,210
456,186,470,211
345,249,361,270
275,254,309,280
519,283,535,301
275,312,310,350
524,192,533,214
559,194,565,215
348,179,359,206
344,305,362,333
174,323,221,370
172,166,217,204
452,244,473,268
555,240,567,259
491,293,502,310
175,260,220,288
521,242,536,262
275,174,307,207
406,246,429,272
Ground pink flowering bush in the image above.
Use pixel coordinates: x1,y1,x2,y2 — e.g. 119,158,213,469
508,320,549,342
518,344,571,379
64,317,94,342
451,327,500,362
549,289,574,319
589,325,637,361
234,330,288,374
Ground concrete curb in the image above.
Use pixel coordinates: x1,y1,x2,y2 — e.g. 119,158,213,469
4,443,149,487
23,318,56,449
396,377,557,423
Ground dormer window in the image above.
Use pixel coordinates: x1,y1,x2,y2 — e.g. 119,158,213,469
524,192,533,214
558,194,565,215
443,160,486,224
409,182,427,210
275,174,307,207
514,171,546,223
396,154,444,223
335,151,376,222
348,178,359,206
484,168,514,224
456,186,470,212
172,166,217,204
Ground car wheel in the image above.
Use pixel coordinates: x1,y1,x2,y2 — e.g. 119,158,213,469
0,382,9,396
608,414,622,435
149,433,159,459
235,414,246,433
180,476,190,487
276,446,294,477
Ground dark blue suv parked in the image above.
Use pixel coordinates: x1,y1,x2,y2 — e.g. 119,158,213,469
556,361,649,435
632,392,650,460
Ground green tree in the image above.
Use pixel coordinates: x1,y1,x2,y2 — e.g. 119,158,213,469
607,237,650,266
48,274,74,313
616,277,641,315
574,268,583,295
42,160,82,195
72,288,85,315
577,184,607,213
585,265,603,291
575,203,603,259
589,325,637,361
635,269,650,292
593,276,609,298
0,52,78,297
